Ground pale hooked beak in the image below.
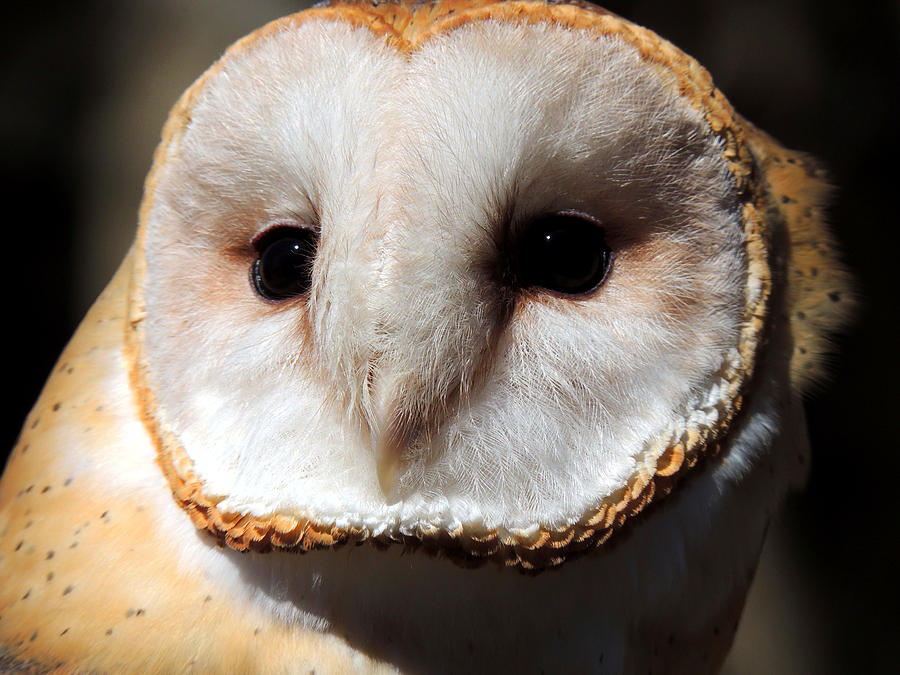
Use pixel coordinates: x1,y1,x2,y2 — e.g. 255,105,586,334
365,363,405,502
374,431,402,502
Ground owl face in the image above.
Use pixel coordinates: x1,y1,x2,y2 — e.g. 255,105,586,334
132,1,770,567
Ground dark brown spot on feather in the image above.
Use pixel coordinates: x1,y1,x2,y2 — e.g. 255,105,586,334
41,486,50,494
52,403,61,412
46,551,54,560
829,291,841,302
63,585,74,595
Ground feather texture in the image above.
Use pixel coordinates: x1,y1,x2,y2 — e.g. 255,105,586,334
0,1,852,671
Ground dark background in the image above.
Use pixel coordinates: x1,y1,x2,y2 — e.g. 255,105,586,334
2,2,897,672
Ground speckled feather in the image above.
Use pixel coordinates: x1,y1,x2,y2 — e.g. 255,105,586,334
0,254,389,672
745,124,854,390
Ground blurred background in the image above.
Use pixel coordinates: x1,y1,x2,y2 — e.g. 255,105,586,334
1,1,896,672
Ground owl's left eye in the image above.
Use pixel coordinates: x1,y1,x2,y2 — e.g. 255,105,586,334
251,225,318,301
513,211,612,296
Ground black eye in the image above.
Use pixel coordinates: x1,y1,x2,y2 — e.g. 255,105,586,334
515,211,612,296
251,226,318,301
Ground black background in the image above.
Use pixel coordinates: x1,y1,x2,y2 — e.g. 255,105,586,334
2,2,897,672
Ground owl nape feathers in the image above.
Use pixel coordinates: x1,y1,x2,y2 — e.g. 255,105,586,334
0,1,851,673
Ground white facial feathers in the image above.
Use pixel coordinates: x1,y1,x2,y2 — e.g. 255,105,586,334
142,18,746,534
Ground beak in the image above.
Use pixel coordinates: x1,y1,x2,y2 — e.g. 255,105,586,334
366,365,405,502
374,431,402,502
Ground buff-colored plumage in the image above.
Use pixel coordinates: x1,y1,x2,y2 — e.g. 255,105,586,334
0,1,851,672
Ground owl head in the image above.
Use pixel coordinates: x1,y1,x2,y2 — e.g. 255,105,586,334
123,0,851,570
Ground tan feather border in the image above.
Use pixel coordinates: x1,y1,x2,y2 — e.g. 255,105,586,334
125,0,773,571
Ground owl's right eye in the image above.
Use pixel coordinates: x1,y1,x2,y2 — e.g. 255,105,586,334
251,225,318,301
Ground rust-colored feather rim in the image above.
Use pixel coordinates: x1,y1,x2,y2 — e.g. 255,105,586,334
125,0,772,571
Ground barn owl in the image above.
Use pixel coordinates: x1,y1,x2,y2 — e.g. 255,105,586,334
0,0,852,672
